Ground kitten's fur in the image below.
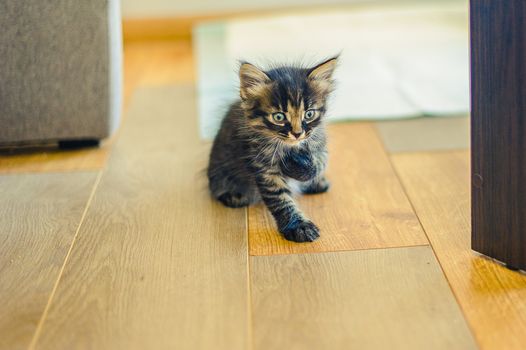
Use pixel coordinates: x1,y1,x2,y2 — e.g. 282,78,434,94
207,57,337,242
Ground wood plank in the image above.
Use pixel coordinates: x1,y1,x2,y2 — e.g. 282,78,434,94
392,151,526,349
470,1,526,270
31,86,248,350
375,115,469,153
251,246,477,350
0,144,112,175
249,123,428,255
123,40,195,88
0,172,98,350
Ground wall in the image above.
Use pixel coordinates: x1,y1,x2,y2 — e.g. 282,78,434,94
120,0,458,18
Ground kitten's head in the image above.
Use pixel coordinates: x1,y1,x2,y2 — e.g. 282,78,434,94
238,57,338,144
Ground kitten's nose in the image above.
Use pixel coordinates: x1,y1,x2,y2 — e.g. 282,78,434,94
291,131,303,139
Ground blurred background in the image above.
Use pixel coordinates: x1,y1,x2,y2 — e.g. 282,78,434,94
0,0,469,151
121,0,469,140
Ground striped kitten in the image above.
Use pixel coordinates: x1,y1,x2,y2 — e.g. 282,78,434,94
207,57,337,242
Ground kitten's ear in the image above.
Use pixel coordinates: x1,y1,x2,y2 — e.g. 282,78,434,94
239,62,270,100
307,56,339,81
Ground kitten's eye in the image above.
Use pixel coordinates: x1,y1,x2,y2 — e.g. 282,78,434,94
304,109,317,121
272,112,286,123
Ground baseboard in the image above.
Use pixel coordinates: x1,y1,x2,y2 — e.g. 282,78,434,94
121,4,366,42
123,16,212,42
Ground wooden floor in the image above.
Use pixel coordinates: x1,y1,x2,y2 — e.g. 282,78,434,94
1,39,525,350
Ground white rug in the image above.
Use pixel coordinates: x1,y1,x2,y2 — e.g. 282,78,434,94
194,2,469,139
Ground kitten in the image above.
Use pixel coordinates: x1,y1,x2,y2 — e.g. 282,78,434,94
207,57,337,242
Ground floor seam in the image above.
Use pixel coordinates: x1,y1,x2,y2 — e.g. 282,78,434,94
27,170,104,349
249,243,432,258
383,150,481,348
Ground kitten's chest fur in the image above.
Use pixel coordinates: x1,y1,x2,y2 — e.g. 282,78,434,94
245,130,326,174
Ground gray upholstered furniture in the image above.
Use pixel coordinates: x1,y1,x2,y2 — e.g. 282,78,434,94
0,1,122,146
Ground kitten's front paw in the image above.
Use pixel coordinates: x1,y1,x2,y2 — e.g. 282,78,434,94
280,219,320,243
280,149,317,181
